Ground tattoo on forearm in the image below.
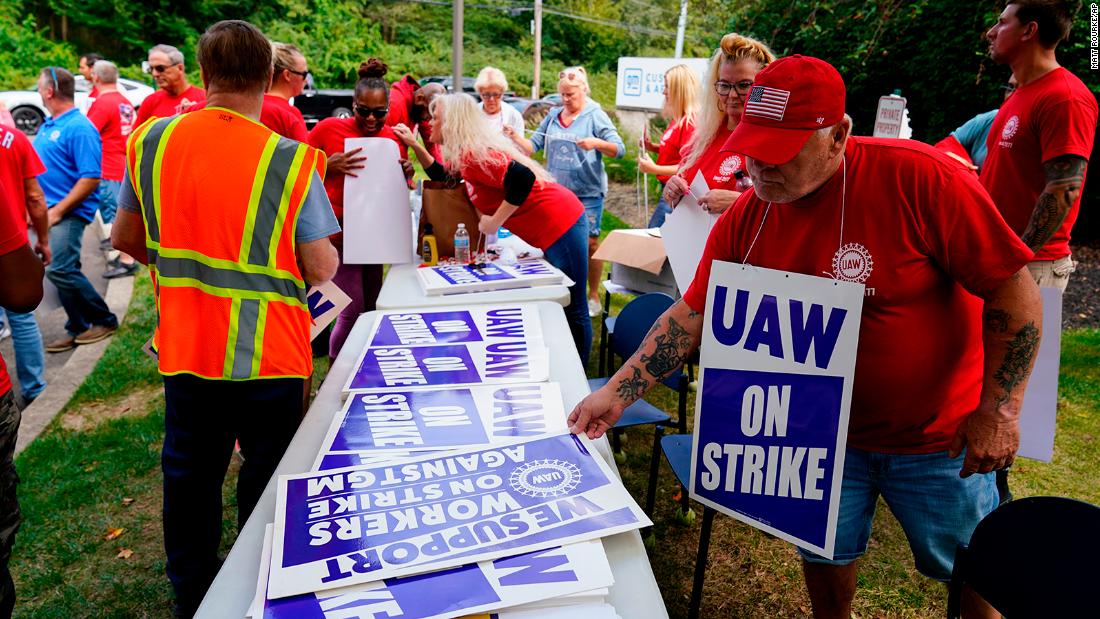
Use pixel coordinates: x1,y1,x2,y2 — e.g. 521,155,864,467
1022,156,1086,251
993,321,1039,406
616,366,651,403
640,316,693,381
983,308,1010,333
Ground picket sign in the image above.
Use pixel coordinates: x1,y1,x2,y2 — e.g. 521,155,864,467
315,383,567,464
342,340,550,393
306,281,352,341
268,433,651,599
365,305,544,349
689,261,864,559
417,259,566,296
1018,286,1063,462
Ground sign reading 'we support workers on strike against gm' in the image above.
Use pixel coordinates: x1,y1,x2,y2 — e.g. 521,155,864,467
690,261,864,559
269,433,650,599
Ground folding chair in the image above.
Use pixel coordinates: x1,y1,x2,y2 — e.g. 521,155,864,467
946,496,1100,618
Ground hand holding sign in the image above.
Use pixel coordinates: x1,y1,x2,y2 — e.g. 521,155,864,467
567,386,625,440
663,175,690,207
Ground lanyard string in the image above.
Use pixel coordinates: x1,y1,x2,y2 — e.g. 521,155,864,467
741,155,847,266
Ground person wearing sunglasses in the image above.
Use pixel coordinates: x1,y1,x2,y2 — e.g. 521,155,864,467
665,33,775,217
934,75,1018,174
397,93,592,362
308,58,414,361
262,42,310,142
507,65,625,319
475,66,524,135
134,44,206,127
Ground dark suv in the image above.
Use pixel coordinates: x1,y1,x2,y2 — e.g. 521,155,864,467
292,79,355,129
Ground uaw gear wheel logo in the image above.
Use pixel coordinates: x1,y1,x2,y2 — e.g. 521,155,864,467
1002,115,1020,140
831,243,874,283
509,459,582,498
718,155,742,177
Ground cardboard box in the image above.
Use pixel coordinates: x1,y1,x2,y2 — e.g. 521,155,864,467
593,229,679,297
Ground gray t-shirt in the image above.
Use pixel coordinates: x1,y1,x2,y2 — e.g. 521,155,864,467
118,168,340,243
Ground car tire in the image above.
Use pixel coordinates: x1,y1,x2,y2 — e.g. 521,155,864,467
11,106,45,136
331,107,353,119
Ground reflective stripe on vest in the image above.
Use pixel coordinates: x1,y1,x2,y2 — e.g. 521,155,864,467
136,111,315,379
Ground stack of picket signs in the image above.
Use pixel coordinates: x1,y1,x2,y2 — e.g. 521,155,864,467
415,258,569,296
248,303,652,618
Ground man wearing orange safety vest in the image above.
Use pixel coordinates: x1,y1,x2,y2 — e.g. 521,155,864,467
112,20,339,617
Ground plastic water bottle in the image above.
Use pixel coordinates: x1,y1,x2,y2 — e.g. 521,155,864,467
734,169,754,191
454,223,471,264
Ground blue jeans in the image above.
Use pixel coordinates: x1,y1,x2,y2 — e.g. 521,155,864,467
579,196,604,238
0,310,45,400
648,194,673,228
162,374,305,612
798,447,998,582
45,215,118,337
98,179,122,224
544,213,593,363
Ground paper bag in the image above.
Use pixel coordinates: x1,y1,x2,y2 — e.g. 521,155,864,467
418,180,483,258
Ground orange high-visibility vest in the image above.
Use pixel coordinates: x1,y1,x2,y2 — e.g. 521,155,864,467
126,107,327,380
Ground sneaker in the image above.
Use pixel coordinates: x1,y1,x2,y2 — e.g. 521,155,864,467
104,262,139,279
46,335,77,353
74,324,117,345
587,298,602,318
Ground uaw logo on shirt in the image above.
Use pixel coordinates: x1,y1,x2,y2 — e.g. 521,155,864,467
831,242,874,284
999,115,1019,148
714,154,742,183
509,459,581,498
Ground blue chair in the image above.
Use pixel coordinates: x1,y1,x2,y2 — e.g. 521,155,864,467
946,496,1100,618
654,430,715,619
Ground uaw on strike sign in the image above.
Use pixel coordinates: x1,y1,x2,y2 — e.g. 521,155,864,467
690,261,863,558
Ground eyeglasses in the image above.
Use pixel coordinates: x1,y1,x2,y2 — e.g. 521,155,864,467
714,80,754,97
1002,83,1016,94
48,66,59,91
286,68,310,79
144,62,180,75
353,105,388,119
480,92,503,100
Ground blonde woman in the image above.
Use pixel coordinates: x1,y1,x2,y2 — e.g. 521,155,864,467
507,66,625,318
394,94,592,361
638,64,699,227
475,66,524,134
665,33,775,215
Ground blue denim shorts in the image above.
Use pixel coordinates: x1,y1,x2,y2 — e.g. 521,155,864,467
798,447,998,582
579,196,604,238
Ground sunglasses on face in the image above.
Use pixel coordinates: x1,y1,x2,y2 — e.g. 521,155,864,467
145,62,180,74
286,68,310,79
353,105,388,119
48,66,59,91
714,80,755,97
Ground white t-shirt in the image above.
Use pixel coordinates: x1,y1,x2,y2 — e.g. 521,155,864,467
479,102,525,134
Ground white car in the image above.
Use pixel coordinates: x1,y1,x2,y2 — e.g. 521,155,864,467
0,75,155,136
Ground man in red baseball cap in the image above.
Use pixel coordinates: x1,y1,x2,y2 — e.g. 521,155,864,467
568,55,1042,617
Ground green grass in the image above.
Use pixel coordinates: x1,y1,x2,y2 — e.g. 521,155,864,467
10,253,1100,618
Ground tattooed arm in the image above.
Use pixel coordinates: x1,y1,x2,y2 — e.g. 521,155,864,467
1020,155,1087,253
949,267,1042,477
568,299,704,439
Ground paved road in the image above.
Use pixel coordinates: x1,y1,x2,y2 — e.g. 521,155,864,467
1,222,119,406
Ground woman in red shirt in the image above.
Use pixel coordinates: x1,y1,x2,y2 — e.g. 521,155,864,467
308,58,413,360
395,94,592,362
665,33,775,215
638,64,699,227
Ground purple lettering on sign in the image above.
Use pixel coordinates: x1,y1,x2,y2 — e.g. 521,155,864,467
331,389,487,451
436,263,516,285
347,345,482,390
371,311,481,347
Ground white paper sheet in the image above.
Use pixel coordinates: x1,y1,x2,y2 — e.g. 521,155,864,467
342,137,413,264
1018,286,1063,462
660,172,718,294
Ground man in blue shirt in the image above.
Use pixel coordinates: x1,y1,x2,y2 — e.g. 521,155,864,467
33,67,118,352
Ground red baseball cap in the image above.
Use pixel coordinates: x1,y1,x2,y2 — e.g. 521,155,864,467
723,55,846,165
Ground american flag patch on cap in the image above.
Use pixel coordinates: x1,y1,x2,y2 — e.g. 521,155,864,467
745,85,790,121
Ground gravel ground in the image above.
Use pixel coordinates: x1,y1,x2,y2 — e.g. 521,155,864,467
603,181,1100,330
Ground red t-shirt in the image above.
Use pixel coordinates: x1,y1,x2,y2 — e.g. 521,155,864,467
386,76,442,161
656,117,696,184
678,124,743,190
0,123,46,251
460,151,583,250
134,85,206,127
308,118,403,222
684,137,1031,454
980,67,1098,260
86,90,136,181
261,94,309,143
